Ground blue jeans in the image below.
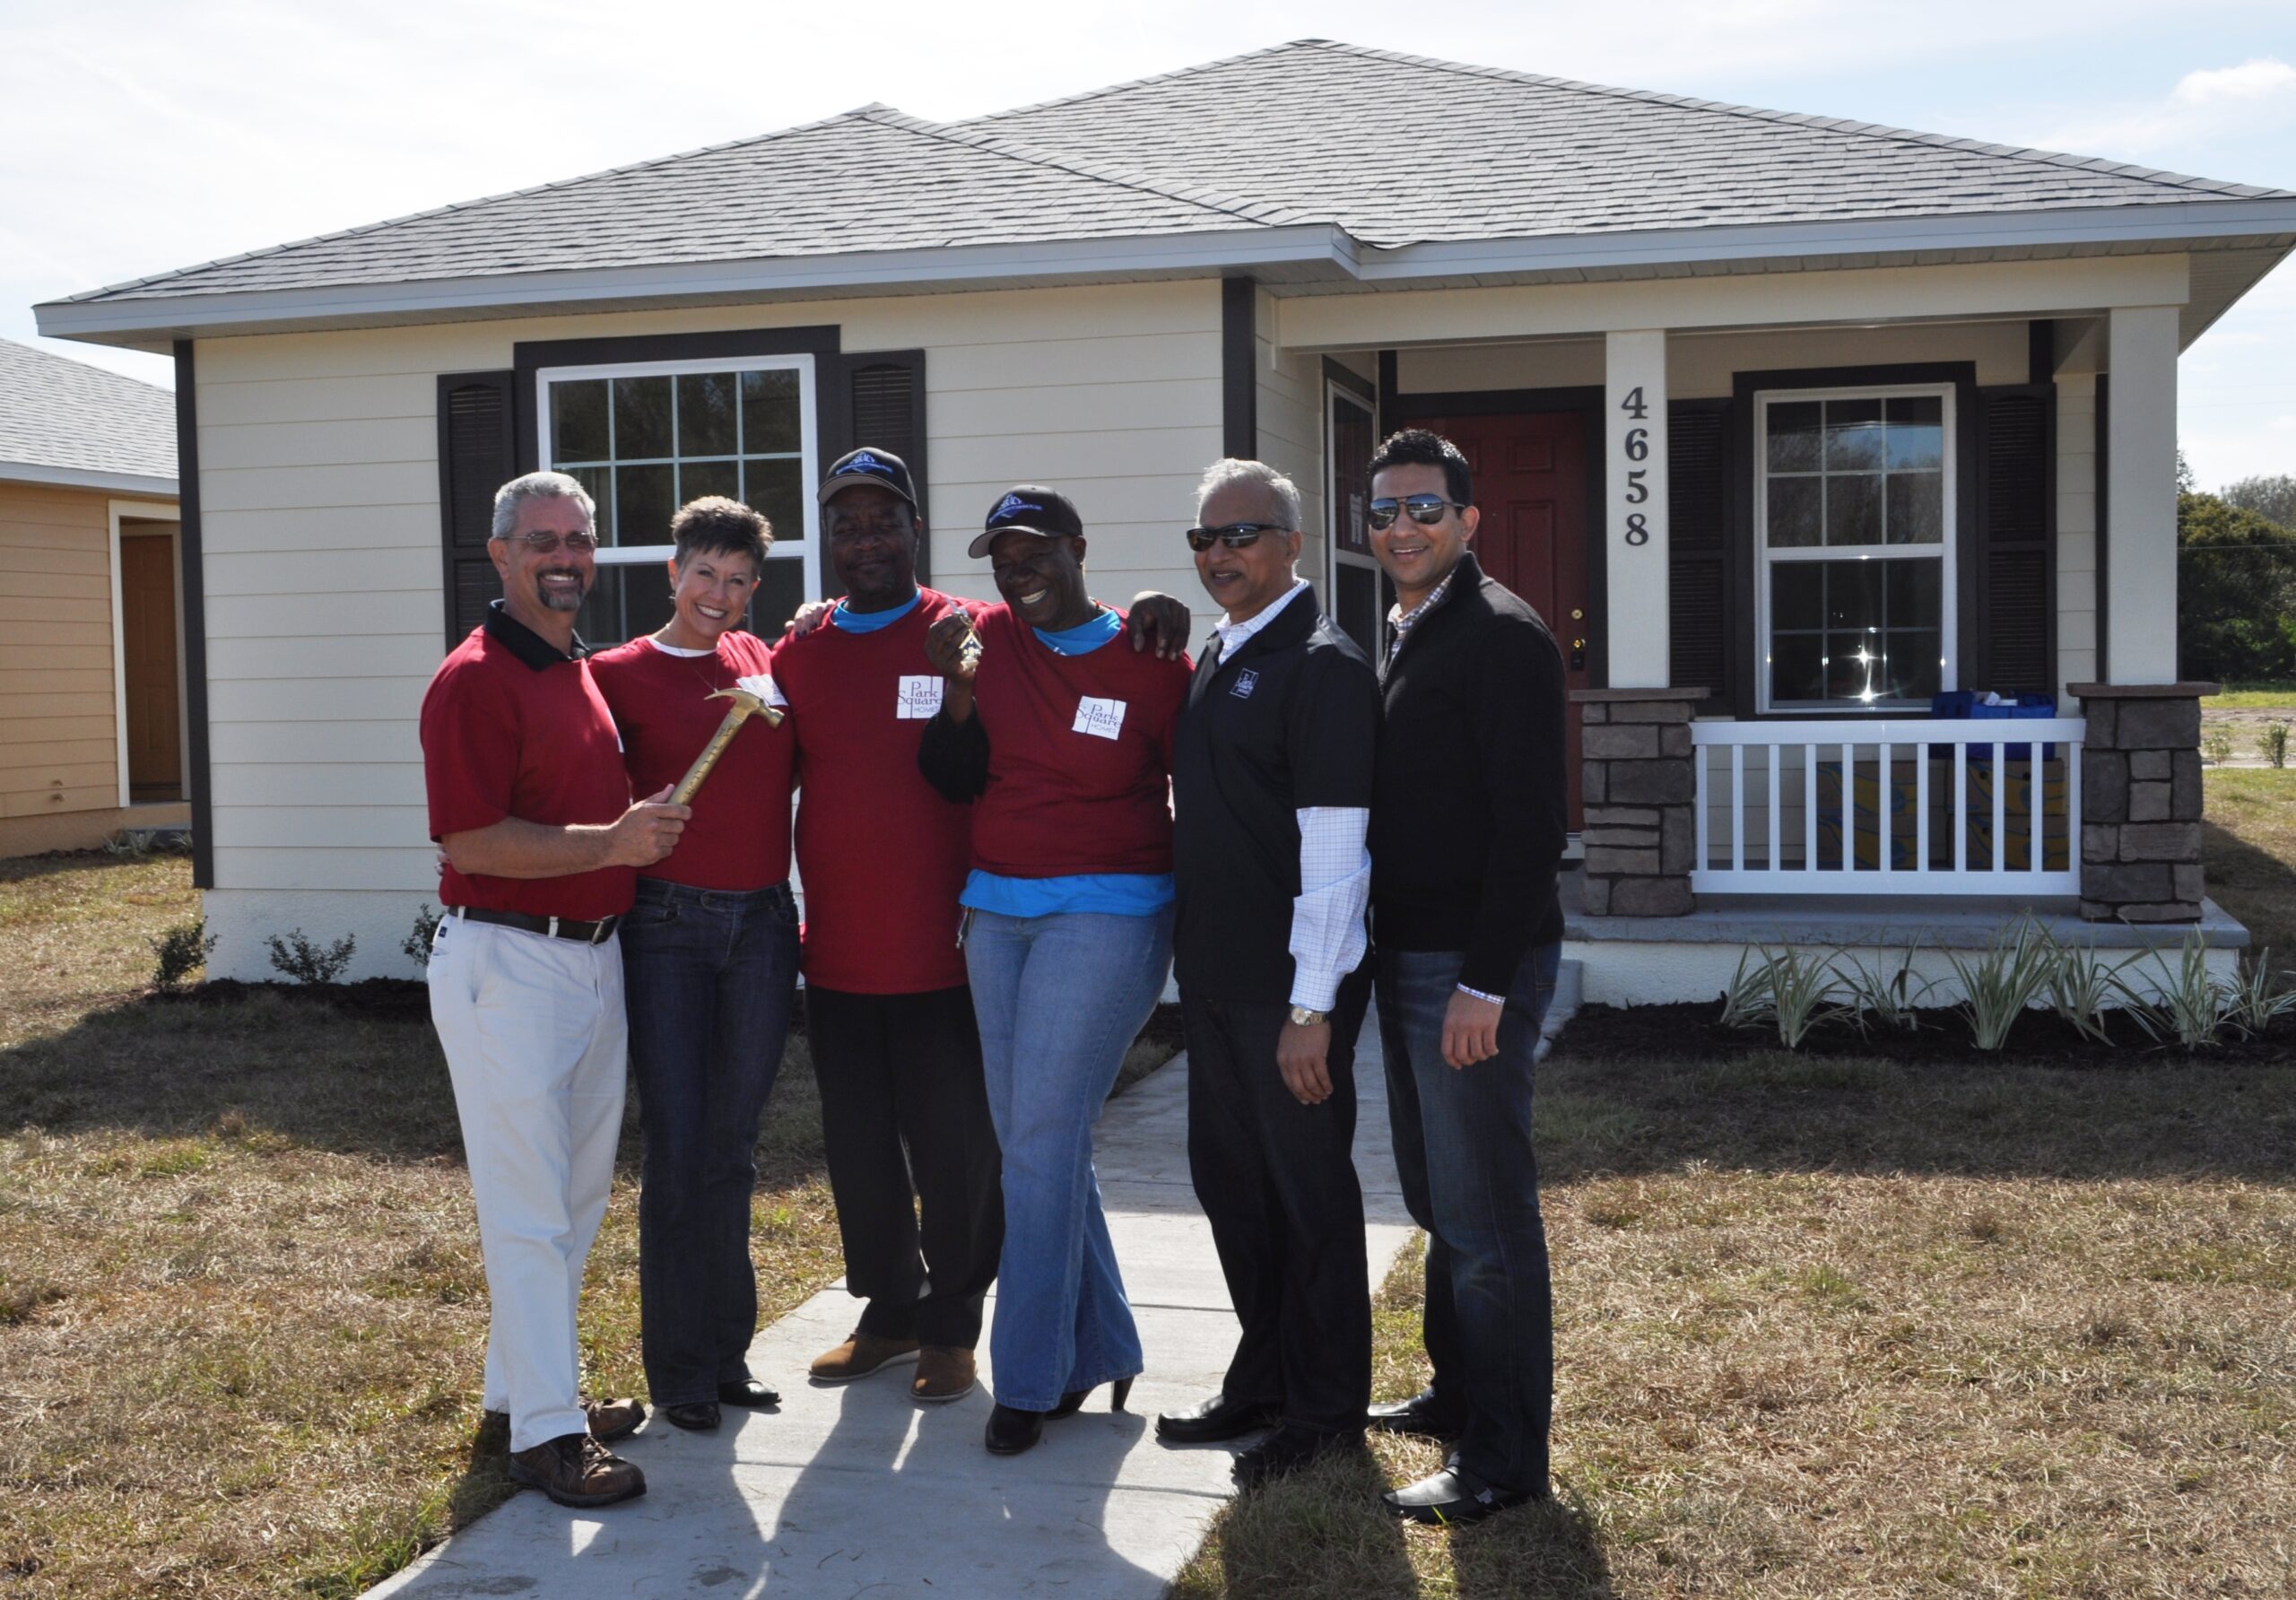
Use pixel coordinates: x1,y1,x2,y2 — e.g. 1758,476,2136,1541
965,906,1172,1411
621,876,800,1406
1376,941,1561,1495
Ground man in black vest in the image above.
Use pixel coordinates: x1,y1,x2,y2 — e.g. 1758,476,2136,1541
1156,458,1382,1490
1363,428,1569,1524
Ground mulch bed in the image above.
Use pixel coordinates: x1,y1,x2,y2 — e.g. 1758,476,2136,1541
1557,999,2296,1066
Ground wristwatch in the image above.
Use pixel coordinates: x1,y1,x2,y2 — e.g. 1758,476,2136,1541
1288,1005,1330,1027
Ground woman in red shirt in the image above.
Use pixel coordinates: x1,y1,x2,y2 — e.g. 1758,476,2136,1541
918,485,1190,1456
588,497,797,1434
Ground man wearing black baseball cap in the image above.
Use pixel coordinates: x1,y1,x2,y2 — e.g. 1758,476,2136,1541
769,446,1003,1404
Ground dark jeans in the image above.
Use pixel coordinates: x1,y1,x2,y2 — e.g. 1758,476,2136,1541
622,876,800,1407
1376,941,1561,1495
1183,965,1374,1435
804,983,1002,1350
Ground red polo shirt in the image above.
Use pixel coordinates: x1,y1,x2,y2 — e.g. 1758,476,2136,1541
968,602,1188,879
588,632,794,891
770,590,975,994
421,605,635,921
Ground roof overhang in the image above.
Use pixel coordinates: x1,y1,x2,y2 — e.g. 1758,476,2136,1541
35,196,2296,352
0,461,178,497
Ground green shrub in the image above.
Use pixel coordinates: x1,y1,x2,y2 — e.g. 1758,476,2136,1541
400,903,442,969
2262,723,2290,769
148,920,217,991
265,930,355,986
2202,731,2235,766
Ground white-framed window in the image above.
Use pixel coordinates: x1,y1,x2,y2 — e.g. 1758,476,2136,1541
1324,378,1382,657
535,353,820,647
1754,384,1955,712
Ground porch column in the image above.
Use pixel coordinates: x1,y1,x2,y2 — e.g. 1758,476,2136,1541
2103,305,2179,684
2072,681,2217,923
1575,686,1708,917
1604,330,1670,687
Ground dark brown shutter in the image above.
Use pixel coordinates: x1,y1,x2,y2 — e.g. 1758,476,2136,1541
436,370,519,649
1668,398,1733,697
821,349,929,578
1973,384,2056,694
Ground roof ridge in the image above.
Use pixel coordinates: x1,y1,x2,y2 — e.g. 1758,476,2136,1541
856,105,1309,227
1309,40,2291,202
61,106,909,304
958,39,1320,128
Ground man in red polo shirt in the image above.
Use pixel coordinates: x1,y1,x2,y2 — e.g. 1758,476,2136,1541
420,470,690,1509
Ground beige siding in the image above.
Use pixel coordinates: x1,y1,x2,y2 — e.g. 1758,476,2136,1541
0,482,117,824
1247,288,1329,630
2055,375,2100,694
192,281,1223,973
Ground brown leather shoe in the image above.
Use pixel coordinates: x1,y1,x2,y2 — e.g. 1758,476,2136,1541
809,1331,920,1384
506,1432,646,1508
480,1396,647,1444
911,1345,977,1404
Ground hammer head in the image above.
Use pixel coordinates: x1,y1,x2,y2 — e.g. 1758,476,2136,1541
708,686,786,727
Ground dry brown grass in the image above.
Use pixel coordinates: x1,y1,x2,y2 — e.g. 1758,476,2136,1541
0,852,839,1598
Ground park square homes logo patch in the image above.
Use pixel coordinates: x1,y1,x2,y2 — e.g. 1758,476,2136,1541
991,492,1043,523
845,451,894,477
1231,668,1259,699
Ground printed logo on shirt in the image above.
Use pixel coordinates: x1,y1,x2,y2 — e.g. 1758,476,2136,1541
1073,696,1126,740
1231,668,1259,700
896,675,944,719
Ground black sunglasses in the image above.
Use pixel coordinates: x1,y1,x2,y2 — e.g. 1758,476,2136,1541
1185,522,1292,552
1367,495,1465,531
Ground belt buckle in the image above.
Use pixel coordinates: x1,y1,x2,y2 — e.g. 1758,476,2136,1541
546,917,561,939
590,917,613,945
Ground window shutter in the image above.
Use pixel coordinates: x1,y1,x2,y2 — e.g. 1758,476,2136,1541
821,349,929,578
1973,385,2055,694
436,370,519,649
1667,398,1733,697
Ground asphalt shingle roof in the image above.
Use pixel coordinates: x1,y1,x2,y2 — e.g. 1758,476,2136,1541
963,41,2286,248
56,40,2291,308
0,337,176,482
67,107,1283,304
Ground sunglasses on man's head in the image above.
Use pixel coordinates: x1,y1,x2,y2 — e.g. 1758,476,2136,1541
1184,522,1291,552
500,530,598,553
1367,495,1465,531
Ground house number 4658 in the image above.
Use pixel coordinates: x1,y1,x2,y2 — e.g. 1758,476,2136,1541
1619,387,1651,545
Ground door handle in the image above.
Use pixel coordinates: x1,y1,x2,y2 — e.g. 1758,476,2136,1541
1570,636,1588,672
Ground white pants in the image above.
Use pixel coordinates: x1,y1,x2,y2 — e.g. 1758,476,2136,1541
428,913,627,1454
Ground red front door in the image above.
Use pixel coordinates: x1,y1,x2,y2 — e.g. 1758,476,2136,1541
1418,412,1592,829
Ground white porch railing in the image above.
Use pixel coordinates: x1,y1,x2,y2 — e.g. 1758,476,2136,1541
1690,717,2085,896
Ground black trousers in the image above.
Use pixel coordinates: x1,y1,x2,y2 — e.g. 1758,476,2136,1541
804,984,1003,1349
1182,966,1374,1434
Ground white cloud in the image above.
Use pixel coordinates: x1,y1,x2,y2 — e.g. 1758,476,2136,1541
2030,57,2296,161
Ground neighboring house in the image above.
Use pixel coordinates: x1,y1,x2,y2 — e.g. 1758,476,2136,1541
34,40,2292,993
0,338,183,857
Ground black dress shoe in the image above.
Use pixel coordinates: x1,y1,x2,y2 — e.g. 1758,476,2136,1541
1382,1465,1536,1526
984,1403,1046,1455
663,1401,721,1431
718,1378,780,1408
1155,1392,1281,1443
1232,1424,1367,1490
1365,1387,1464,1441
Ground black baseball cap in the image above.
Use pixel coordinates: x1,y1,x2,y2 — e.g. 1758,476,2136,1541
817,447,918,508
968,484,1084,559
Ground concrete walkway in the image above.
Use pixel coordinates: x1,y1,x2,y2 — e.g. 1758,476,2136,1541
370,1030,1420,1599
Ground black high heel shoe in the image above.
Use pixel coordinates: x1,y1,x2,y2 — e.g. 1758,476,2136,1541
985,1403,1046,1455
1049,1377,1135,1419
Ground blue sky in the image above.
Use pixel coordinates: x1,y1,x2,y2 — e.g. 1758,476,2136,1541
4,0,2292,486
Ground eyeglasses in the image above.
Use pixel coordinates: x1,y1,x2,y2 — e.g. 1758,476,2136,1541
500,530,599,553
1367,495,1465,531
1185,522,1292,552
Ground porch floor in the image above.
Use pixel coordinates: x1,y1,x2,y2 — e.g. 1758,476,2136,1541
1557,869,2248,951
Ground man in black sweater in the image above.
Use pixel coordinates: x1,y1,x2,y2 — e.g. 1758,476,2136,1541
1362,428,1569,1525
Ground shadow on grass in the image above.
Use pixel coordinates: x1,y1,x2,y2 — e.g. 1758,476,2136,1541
1537,1034,2296,1185
1448,1489,1613,1599
2202,813,2296,963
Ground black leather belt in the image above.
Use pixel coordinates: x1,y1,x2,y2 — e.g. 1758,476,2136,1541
451,907,621,944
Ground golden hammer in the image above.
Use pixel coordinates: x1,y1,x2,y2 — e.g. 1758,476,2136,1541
668,687,785,807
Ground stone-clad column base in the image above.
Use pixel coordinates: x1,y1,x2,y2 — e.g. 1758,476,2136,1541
1573,687,1709,917
2068,682,2217,924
